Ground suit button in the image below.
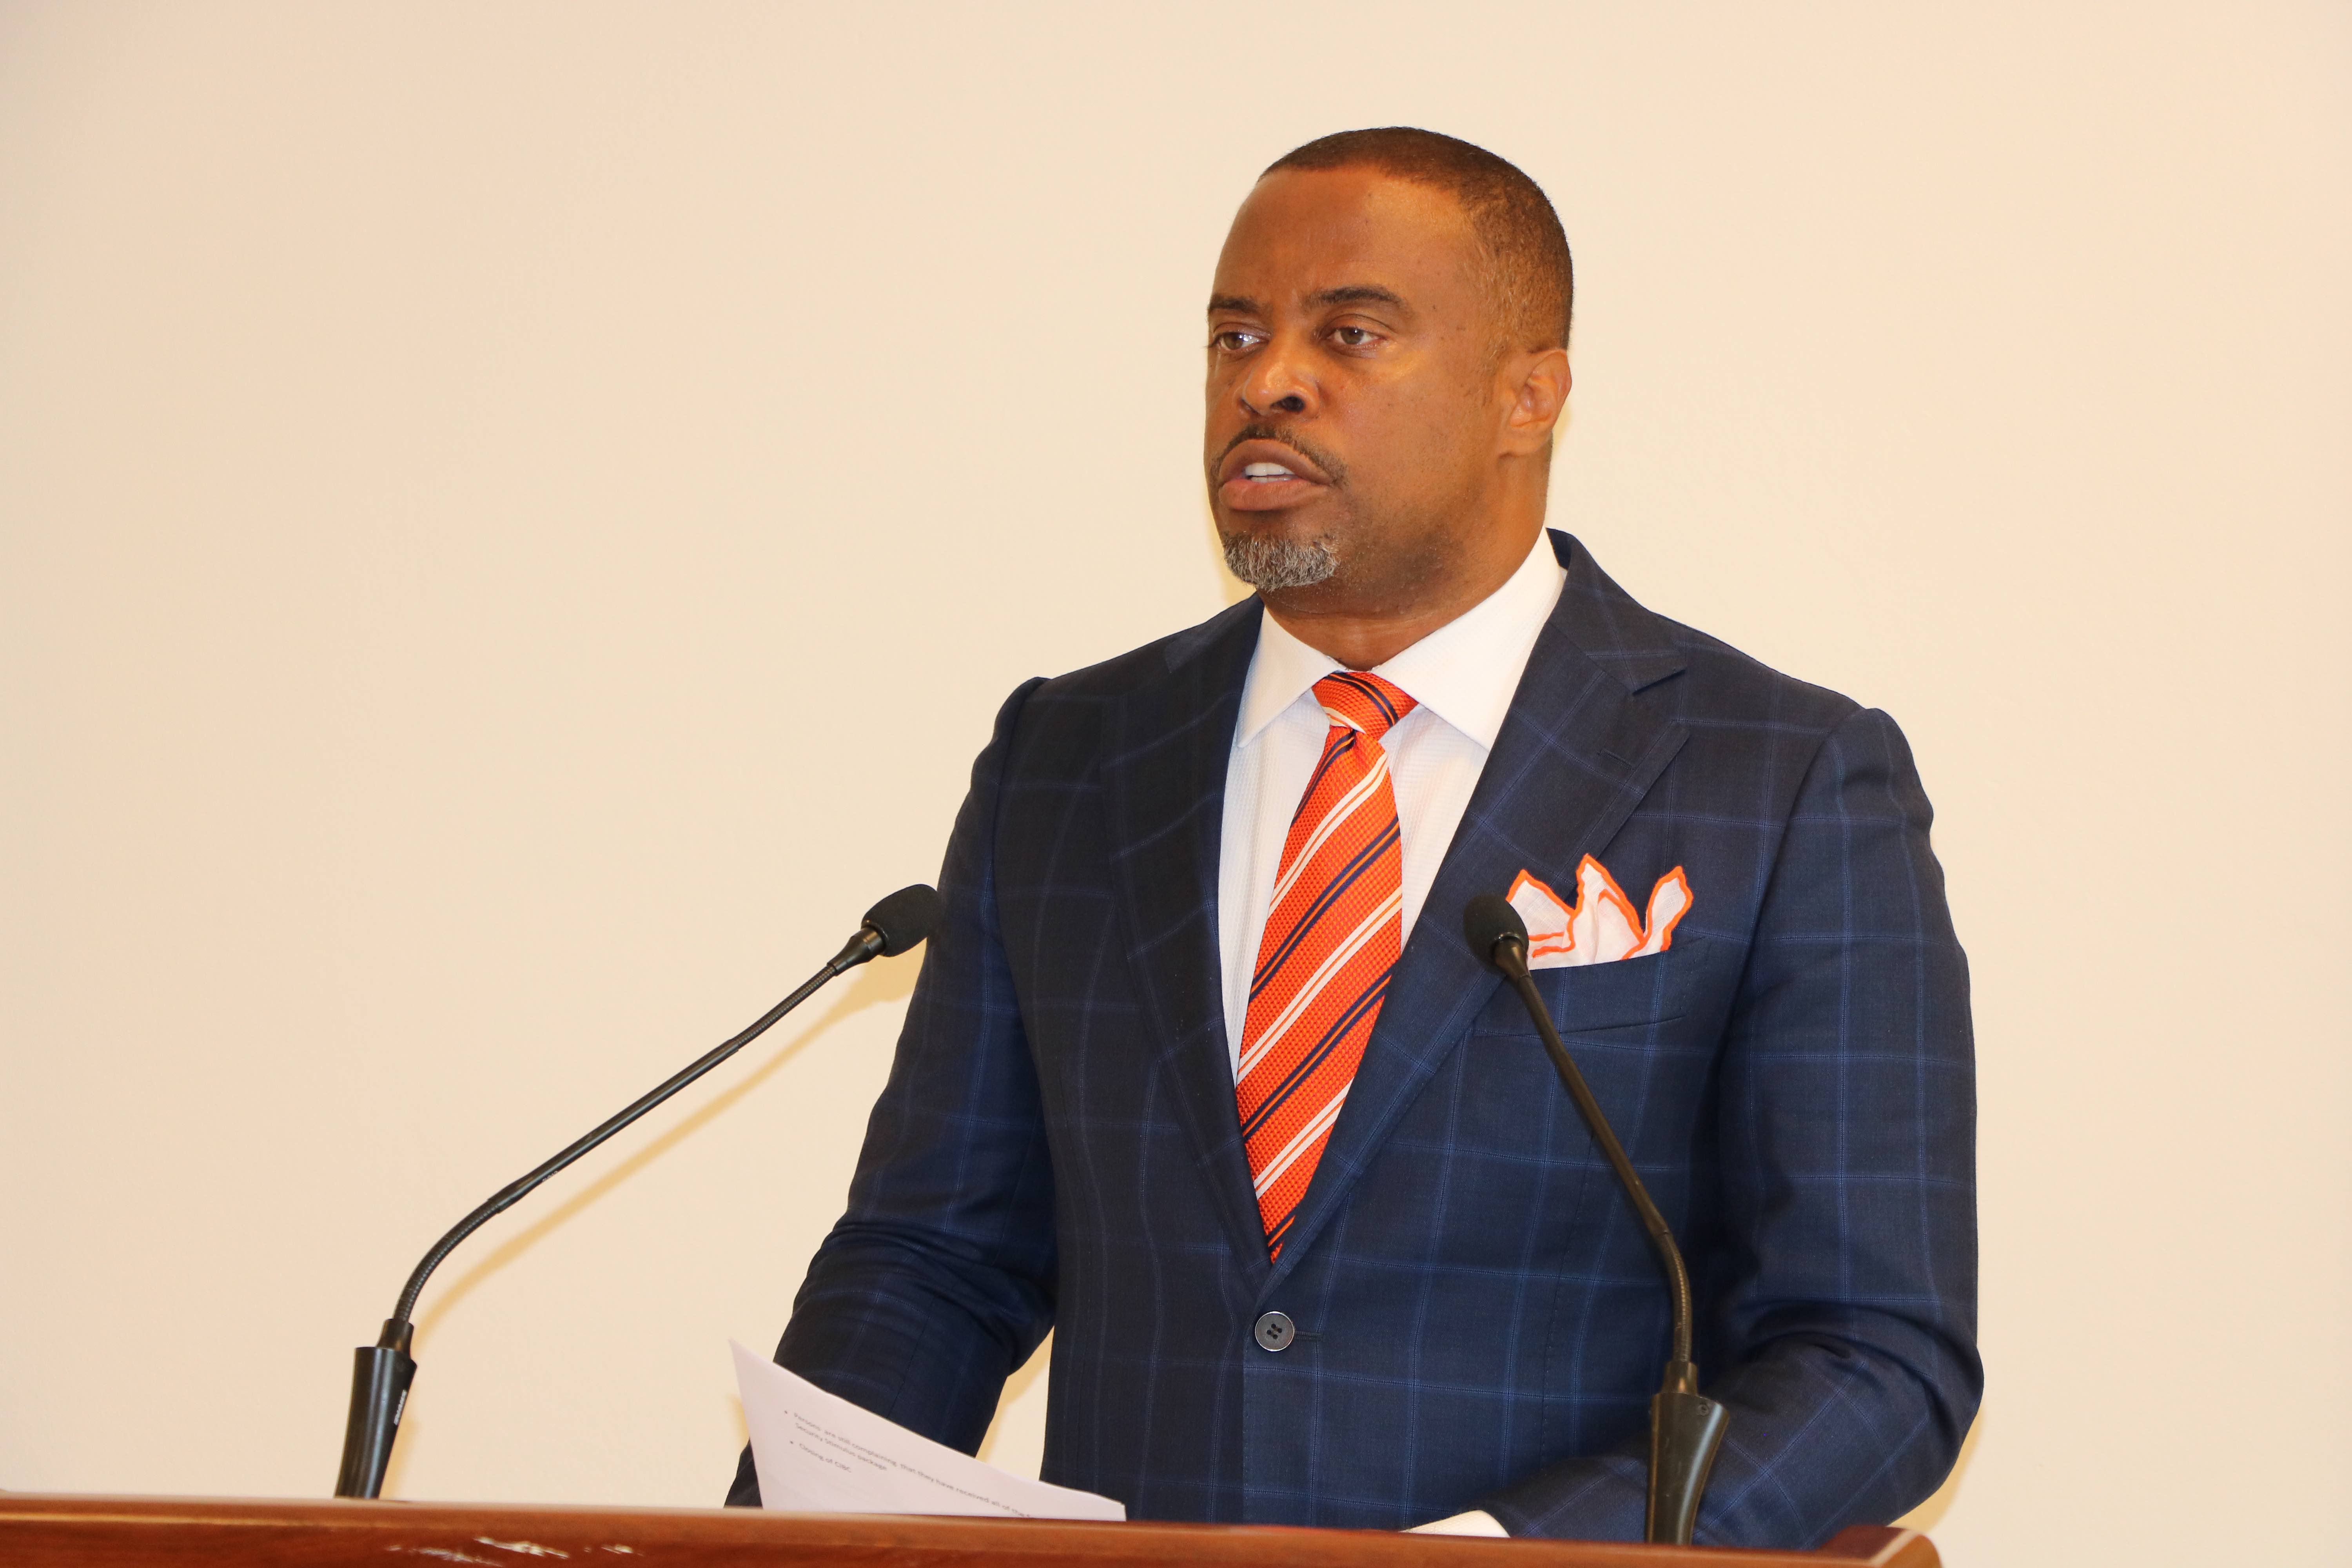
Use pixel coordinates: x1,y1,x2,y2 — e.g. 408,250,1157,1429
1253,1311,1296,1352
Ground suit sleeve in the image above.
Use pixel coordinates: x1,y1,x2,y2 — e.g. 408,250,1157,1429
1482,705,1982,1545
728,678,1056,1505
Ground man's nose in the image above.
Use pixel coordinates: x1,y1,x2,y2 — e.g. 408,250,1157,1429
1239,339,1316,418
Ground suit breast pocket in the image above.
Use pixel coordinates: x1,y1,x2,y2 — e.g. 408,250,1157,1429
1469,935,1715,1040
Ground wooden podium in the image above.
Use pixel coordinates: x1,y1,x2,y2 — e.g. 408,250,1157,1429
0,1494,1936,1566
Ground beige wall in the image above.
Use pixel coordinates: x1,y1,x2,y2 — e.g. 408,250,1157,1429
3,4,2346,1563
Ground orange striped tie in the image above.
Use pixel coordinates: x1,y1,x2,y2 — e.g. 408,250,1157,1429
1236,670,1417,1257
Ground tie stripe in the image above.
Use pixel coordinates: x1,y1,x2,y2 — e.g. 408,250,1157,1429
1251,1085,1351,1196
1248,820,1400,1002
1238,971,1390,1141
1235,670,1417,1257
1236,885,1403,1079
1318,669,1405,728
1265,744,1392,912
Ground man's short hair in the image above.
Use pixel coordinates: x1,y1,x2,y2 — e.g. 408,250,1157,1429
1264,127,1574,355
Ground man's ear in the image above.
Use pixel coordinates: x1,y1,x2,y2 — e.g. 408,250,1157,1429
1501,347,1571,456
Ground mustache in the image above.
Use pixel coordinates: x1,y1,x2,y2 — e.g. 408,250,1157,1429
1211,425,1348,487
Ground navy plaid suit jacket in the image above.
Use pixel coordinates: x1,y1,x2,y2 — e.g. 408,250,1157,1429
729,532,1978,1546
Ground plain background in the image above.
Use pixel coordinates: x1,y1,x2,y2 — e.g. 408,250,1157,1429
2,4,2346,1564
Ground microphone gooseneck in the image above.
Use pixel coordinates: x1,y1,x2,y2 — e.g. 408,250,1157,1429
1461,893,1728,1546
334,886,947,1501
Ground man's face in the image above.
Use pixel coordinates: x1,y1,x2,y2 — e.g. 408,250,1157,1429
1205,166,1512,606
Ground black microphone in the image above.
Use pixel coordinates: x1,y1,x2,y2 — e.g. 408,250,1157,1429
334,884,947,1500
1463,893,1727,1546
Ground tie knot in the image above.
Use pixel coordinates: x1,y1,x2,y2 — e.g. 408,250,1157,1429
1313,671,1416,741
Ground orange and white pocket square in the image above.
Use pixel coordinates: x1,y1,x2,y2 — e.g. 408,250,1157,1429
1507,856,1692,969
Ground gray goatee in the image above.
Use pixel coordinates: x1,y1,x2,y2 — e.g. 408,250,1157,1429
1221,531,1339,591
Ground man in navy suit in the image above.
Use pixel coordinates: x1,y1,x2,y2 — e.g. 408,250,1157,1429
728,127,1978,1546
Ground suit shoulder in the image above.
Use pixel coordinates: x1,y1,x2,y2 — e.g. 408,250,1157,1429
979,598,1258,789
1022,597,1260,708
1651,614,1867,739
1556,533,1865,743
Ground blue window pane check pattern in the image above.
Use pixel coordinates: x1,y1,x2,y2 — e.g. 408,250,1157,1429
729,533,1978,1548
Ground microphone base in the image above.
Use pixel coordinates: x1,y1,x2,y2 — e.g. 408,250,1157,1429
334,1320,417,1500
1644,1362,1728,1545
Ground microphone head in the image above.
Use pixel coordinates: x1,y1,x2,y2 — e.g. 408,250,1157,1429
1462,893,1530,970
861,884,946,958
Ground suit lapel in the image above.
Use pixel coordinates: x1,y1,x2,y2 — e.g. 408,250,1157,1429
1102,598,1272,1283
1266,533,1692,1281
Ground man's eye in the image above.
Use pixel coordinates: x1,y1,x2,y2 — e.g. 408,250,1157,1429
1332,326,1379,348
1212,329,1263,352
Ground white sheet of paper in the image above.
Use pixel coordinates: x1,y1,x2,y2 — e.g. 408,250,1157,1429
731,1340,1126,1522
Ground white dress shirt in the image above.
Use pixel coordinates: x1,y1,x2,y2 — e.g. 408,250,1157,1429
1217,532,1567,1070
1212,531,1563,1540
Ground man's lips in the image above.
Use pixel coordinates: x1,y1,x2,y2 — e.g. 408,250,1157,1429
1216,438,1333,512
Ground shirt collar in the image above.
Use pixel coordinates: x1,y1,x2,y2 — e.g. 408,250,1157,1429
1233,532,1567,751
